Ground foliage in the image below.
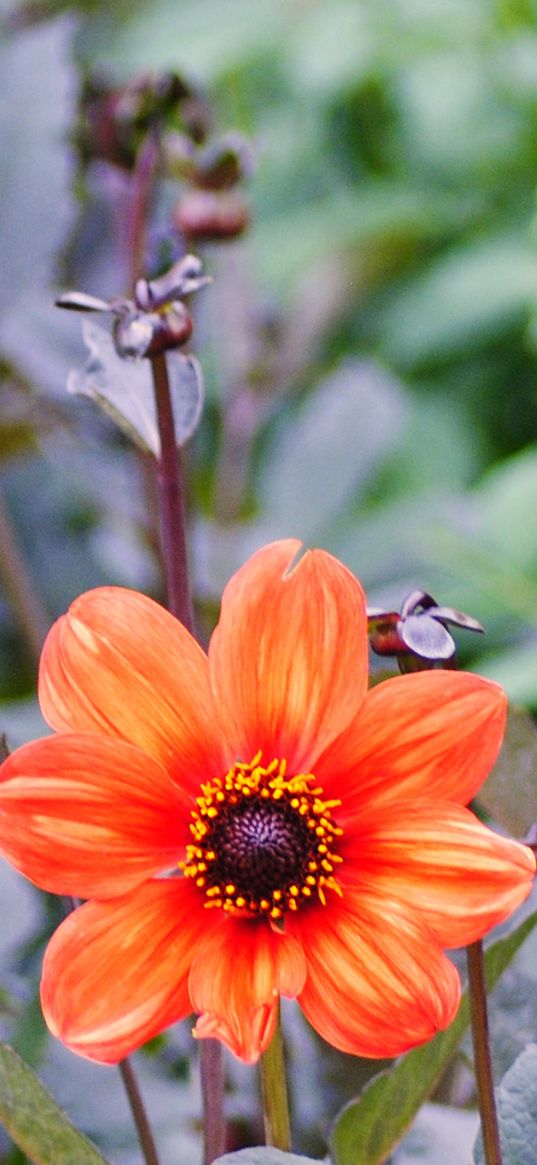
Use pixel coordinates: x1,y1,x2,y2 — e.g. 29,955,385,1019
473,1043,537,1163
330,912,537,1165
0,1044,112,1164
3,0,537,701
2,0,537,1163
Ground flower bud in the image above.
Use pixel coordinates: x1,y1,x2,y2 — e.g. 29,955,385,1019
77,72,201,171
143,302,193,356
134,255,209,310
162,131,197,182
192,133,253,190
367,612,407,657
113,303,193,359
368,591,483,673
175,190,250,241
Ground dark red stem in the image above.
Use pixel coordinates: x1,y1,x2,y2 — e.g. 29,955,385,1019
150,350,226,1164
119,1060,161,1165
151,352,194,632
467,940,503,1165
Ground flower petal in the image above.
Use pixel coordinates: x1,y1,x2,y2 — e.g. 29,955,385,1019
209,540,368,773
287,889,460,1058
189,916,306,1063
41,880,205,1062
0,734,187,898
39,587,228,791
341,799,535,948
316,670,506,812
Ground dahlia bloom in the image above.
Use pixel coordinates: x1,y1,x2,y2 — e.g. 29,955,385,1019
0,540,534,1065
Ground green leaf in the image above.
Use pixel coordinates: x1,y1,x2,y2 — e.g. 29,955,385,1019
0,1043,112,1165
473,1043,537,1163
370,389,485,496
0,18,77,396
287,0,374,96
478,640,537,708
330,911,537,1165
258,359,407,542
214,1151,322,1165
423,520,537,627
379,235,537,366
68,320,204,454
254,184,479,292
397,49,523,178
474,446,537,574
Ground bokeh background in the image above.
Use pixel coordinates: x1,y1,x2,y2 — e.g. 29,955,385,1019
2,2,537,1162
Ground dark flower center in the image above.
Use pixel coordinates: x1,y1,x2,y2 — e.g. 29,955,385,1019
208,797,314,899
180,753,344,919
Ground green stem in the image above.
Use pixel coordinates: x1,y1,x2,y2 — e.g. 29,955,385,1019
150,350,226,1165
467,940,503,1165
259,1006,291,1152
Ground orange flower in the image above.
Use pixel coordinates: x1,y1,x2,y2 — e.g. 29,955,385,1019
0,540,534,1064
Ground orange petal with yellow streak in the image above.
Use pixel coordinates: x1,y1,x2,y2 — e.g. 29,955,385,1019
316,670,506,813
0,733,188,898
41,880,205,1063
340,797,535,948
287,888,460,1058
38,587,229,792
209,540,368,774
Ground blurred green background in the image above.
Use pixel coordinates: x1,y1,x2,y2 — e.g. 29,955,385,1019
5,0,537,713
3,1,537,1161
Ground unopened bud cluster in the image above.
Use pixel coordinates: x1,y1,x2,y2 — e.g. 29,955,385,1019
77,70,252,246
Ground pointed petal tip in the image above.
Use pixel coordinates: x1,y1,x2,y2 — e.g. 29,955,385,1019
188,915,306,1063
193,1003,276,1064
